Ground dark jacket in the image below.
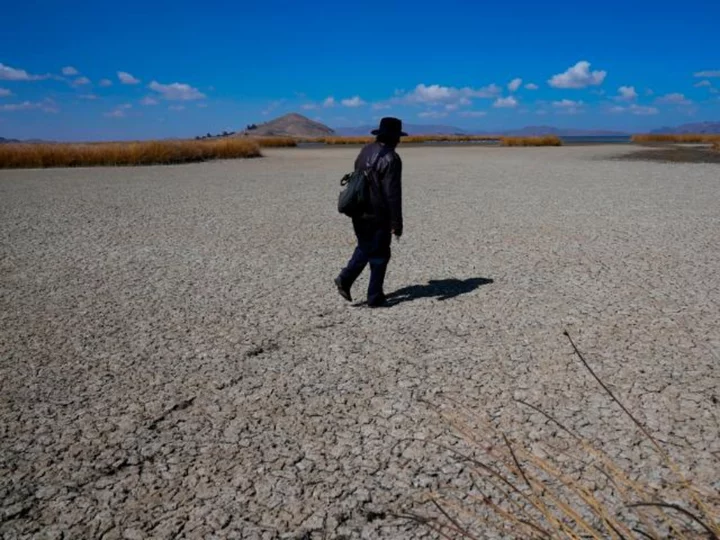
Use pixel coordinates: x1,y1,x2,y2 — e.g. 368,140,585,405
354,142,403,234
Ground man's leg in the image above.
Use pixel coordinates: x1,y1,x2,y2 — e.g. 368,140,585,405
336,220,371,300
367,228,392,306
339,245,369,288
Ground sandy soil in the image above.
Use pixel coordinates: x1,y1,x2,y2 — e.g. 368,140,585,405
1,145,719,538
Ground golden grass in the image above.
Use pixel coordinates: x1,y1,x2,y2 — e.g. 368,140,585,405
632,134,720,144
407,331,720,539
301,135,503,145
501,135,563,147
319,136,375,145
404,135,502,143
0,139,262,169
252,137,298,148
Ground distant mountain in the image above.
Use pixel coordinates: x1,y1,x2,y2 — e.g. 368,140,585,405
335,124,469,136
242,113,335,138
0,137,50,144
500,125,629,136
649,121,720,134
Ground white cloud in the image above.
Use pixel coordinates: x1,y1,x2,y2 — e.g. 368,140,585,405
0,63,47,81
655,93,692,105
43,100,59,113
694,70,720,78
524,83,539,90
0,101,36,111
341,96,366,107
0,98,57,112
694,80,712,88
548,61,607,89
418,111,448,119
62,66,79,76
645,89,654,96
79,94,98,100
493,96,518,108
552,99,584,114
169,105,186,111
553,99,583,107
610,104,659,116
0,88,11,97
459,111,487,118
508,78,522,92
73,76,91,86
409,84,453,102
104,104,131,118
149,80,205,101
711,88,719,95
197,103,208,108
372,83,497,111
118,71,140,85
99,79,113,87
401,83,500,105
140,96,158,105
630,105,659,115
299,96,357,110
261,99,285,115
616,86,637,101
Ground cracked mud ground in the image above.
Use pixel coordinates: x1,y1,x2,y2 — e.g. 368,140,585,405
1,146,719,538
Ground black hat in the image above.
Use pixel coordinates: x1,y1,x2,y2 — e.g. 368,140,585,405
371,117,408,137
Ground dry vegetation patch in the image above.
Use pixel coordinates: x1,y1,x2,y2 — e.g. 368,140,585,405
408,332,720,539
253,137,298,148
301,135,503,145
0,139,262,169
501,136,563,147
632,134,720,144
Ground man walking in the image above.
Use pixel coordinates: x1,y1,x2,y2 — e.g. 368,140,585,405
335,117,405,307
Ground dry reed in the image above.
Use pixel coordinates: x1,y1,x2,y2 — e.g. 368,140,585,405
0,139,262,169
632,134,720,144
320,136,375,145
404,135,502,143
405,331,719,539
501,136,563,147
253,137,298,148
302,135,502,145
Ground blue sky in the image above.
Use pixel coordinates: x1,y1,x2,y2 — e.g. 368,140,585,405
1,0,719,141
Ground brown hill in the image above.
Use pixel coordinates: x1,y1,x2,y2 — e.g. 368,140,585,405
242,113,335,138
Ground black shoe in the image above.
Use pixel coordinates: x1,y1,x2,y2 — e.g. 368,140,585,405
367,294,387,308
334,276,352,302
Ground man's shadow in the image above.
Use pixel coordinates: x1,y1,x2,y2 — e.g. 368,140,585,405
385,277,493,306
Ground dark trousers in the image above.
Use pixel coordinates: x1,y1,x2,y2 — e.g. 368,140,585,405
339,219,392,303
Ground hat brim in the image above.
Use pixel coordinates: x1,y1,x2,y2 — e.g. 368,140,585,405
371,129,408,137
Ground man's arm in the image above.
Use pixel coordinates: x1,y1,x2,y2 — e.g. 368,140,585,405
382,156,403,236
